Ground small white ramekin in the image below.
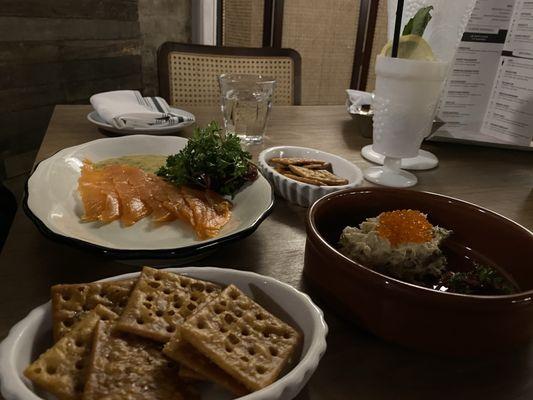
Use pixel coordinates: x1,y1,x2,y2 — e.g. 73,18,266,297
258,146,363,207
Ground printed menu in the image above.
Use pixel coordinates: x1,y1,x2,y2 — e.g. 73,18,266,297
434,0,533,148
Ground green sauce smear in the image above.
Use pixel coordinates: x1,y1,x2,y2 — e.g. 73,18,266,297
95,155,167,174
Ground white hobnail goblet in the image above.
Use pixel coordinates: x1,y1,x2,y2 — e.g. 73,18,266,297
364,55,448,188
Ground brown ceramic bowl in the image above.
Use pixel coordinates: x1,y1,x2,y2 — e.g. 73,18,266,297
304,187,533,355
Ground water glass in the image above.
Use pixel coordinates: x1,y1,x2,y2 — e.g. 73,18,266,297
218,74,276,143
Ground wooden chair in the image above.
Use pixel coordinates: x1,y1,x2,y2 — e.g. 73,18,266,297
157,42,301,106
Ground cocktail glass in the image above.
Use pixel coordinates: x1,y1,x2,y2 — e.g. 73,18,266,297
364,55,448,187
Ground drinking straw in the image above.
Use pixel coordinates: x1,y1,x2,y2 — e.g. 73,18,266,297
391,0,405,57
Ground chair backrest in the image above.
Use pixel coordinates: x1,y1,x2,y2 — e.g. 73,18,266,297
158,43,301,106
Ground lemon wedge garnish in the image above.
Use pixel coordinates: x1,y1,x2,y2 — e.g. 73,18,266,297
380,34,436,61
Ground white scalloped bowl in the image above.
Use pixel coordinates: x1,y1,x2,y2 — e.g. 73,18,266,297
0,267,327,400
258,146,363,207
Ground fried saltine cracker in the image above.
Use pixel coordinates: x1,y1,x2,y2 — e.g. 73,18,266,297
116,267,220,342
273,164,289,174
24,305,117,400
164,331,249,396
181,285,301,391
83,321,192,400
51,278,135,341
288,165,348,186
270,157,326,166
179,365,205,382
303,162,332,171
282,172,324,186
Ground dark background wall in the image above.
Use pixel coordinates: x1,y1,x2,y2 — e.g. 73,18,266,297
139,0,191,96
0,0,191,195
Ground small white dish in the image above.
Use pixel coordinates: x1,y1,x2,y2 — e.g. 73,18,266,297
0,267,328,400
24,135,274,260
87,108,195,135
258,146,363,207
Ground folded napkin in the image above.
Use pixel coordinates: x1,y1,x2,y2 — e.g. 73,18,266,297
346,89,374,114
90,90,191,129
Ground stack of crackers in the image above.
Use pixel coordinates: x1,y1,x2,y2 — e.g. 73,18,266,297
269,157,349,186
24,267,301,400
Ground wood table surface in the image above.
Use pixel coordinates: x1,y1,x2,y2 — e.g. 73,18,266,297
1,105,532,400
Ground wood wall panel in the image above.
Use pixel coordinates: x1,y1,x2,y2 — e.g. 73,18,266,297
0,56,140,91
0,40,142,65
0,1,144,181
0,86,66,115
64,75,143,103
0,18,140,41
0,0,191,183
0,0,139,20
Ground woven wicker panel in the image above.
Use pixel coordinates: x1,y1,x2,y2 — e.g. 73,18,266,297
281,0,360,105
223,0,264,47
365,0,389,91
168,52,294,106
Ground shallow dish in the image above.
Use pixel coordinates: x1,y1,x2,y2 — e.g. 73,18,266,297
258,146,363,207
0,267,327,400
24,135,274,260
304,187,533,355
87,108,195,135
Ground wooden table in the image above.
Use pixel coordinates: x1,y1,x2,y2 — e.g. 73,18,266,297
1,105,532,400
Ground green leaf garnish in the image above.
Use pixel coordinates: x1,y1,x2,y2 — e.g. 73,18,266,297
441,263,516,295
157,121,258,197
402,5,433,37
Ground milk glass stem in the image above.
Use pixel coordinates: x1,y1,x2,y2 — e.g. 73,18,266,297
383,156,401,172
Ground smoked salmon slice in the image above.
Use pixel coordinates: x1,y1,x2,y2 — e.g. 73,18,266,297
77,160,232,238
78,161,120,223
181,186,232,239
106,164,151,227
133,173,177,223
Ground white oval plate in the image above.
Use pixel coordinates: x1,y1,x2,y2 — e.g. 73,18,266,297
258,146,363,207
24,135,274,259
87,108,195,135
0,266,328,400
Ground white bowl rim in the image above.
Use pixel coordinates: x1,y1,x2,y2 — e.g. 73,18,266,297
0,266,328,400
258,145,363,189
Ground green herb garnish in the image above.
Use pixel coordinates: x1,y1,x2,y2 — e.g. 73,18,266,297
402,5,433,37
440,263,516,295
157,121,258,197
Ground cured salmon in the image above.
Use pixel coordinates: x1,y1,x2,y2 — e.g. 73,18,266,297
181,186,233,239
78,162,120,223
77,160,232,239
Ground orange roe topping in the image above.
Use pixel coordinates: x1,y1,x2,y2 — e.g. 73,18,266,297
377,209,433,247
